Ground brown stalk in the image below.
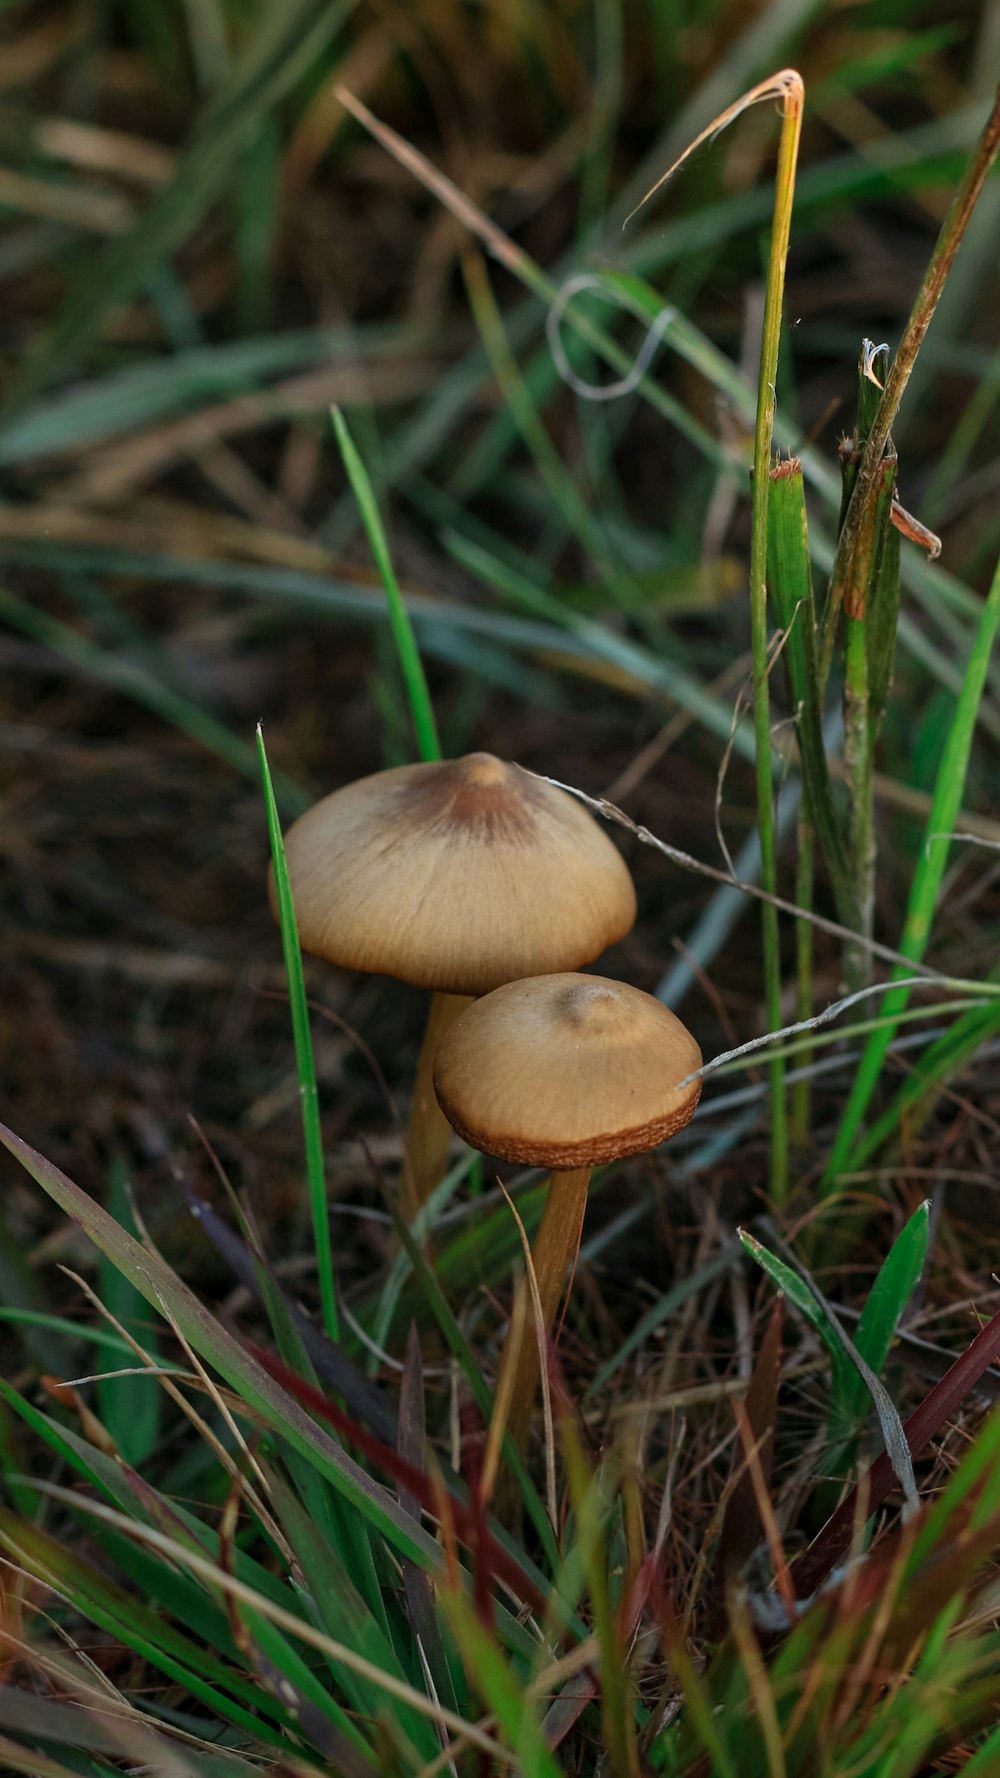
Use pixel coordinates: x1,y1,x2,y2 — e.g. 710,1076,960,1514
831,82,1000,612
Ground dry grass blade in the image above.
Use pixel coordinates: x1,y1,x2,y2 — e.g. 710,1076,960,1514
59,1267,291,1561
623,68,806,227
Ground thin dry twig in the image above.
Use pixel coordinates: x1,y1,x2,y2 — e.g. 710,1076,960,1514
531,771,947,980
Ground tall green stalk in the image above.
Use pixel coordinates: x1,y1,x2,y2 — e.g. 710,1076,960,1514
257,725,338,1340
331,406,441,764
748,74,804,1204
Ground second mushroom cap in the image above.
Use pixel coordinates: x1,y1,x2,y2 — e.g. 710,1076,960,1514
433,972,703,1169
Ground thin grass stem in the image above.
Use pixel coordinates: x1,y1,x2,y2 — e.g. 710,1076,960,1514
747,73,804,1204
331,406,441,763
257,724,338,1341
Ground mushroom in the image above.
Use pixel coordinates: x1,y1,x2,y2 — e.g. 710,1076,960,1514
433,972,702,1447
270,754,636,1217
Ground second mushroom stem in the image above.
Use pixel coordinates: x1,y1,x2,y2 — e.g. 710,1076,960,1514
403,990,472,1222
497,1165,591,1457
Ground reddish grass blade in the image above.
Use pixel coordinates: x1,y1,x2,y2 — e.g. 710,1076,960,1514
247,1341,545,1614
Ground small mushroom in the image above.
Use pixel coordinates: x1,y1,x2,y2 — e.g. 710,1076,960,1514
433,972,702,1446
271,754,635,1216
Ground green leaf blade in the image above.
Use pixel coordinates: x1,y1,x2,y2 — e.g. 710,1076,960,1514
257,724,337,1341
838,1200,930,1425
97,1158,161,1467
332,406,441,763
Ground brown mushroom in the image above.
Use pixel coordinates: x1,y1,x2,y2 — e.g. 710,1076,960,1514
271,754,636,1216
433,972,702,1447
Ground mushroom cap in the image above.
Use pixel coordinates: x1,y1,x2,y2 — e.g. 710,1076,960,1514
272,753,636,995
433,973,702,1168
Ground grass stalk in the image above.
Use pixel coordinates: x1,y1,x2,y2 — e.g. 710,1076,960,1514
747,73,804,1204
331,406,441,764
257,724,338,1340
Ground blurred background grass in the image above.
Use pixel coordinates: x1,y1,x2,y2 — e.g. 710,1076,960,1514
1,0,998,1331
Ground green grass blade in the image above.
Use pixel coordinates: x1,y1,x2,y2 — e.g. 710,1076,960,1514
766,458,856,929
823,545,1000,1188
270,1471,439,1763
332,406,441,762
850,987,1000,1167
222,1599,378,1770
790,804,816,1146
257,723,337,1341
0,324,415,464
834,1199,930,1429
746,73,805,1205
866,484,902,743
38,1478,507,1764
739,1230,854,1402
827,86,1000,669
97,1158,161,1467
255,1262,391,1646
442,1592,563,1778
0,1377,139,1509
0,1513,297,1750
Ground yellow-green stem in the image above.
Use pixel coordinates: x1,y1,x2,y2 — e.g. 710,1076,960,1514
748,74,803,1205
497,1166,591,1456
403,991,471,1222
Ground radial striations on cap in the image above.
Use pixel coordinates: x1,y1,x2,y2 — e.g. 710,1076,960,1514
272,754,636,995
433,972,702,1168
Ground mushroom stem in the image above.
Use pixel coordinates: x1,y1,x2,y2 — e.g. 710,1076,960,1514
497,1165,591,1454
403,990,472,1221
